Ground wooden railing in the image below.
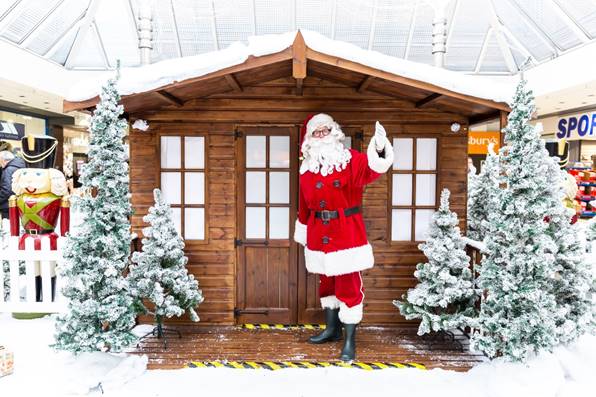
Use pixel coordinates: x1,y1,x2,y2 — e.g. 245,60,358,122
0,236,66,313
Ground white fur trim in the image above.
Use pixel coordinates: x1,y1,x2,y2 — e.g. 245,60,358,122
367,135,393,174
320,295,341,309
304,243,374,276
307,113,335,135
339,302,363,324
294,219,307,246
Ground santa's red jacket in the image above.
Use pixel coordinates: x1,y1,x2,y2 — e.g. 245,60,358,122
294,139,393,276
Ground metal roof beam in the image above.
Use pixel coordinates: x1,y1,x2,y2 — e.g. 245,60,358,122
367,0,378,50
64,0,103,68
488,0,517,73
210,0,219,50
19,0,66,46
170,0,182,57
474,27,492,73
0,0,24,30
504,0,560,55
404,0,418,60
92,21,109,68
550,0,591,43
445,0,460,51
125,0,142,64
331,0,337,40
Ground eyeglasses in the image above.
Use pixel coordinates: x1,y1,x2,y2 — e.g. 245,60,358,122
312,127,331,138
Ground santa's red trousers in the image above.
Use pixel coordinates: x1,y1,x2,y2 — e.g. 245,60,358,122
319,271,364,324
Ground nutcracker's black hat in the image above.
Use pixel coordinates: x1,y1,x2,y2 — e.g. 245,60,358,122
20,135,58,169
545,141,569,168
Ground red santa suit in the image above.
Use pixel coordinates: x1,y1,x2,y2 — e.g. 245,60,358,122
294,114,393,324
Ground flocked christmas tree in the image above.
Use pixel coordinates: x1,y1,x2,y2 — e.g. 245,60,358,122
54,76,137,353
471,79,559,361
587,216,596,246
543,159,594,344
394,189,476,336
467,143,500,241
128,189,204,341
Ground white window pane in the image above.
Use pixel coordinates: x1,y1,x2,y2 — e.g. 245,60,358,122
161,172,181,205
416,138,437,170
185,172,205,204
393,138,413,170
415,210,434,241
269,136,290,168
161,136,181,168
343,136,352,149
185,208,205,240
416,174,436,206
392,174,412,206
269,172,289,204
185,136,205,168
246,172,266,203
269,207,289,239
246,207,266,239
171,207,182,237
246,136,266,167
392,209,411,241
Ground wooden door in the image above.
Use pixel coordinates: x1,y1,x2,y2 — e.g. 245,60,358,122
297,126,364,323
235,126,299,324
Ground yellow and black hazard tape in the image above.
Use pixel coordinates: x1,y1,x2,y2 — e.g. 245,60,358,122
187,361,426,370
241,324,325,330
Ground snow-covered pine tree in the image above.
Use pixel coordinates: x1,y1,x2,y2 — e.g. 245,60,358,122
587,216,596,246
544,160,594,344
467,143,500,241
54,77,137,353
394,189,476,335
471,79,559,361
129,189,204,335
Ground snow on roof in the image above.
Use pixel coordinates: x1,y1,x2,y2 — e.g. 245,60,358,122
65,30,515,104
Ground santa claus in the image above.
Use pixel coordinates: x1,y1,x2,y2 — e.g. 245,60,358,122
294,113,393,361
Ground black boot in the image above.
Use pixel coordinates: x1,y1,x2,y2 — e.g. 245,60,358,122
339,323,356,361
308,308,342,344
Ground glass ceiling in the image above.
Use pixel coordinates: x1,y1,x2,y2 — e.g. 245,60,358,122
1,0,595,74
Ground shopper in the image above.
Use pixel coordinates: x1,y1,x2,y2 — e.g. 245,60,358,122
0,150,25,220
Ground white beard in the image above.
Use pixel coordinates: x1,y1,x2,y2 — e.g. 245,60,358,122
300,131,352,176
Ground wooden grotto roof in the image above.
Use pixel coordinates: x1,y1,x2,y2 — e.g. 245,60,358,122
63,31,510,123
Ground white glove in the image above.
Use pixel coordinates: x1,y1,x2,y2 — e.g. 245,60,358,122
374,121,387,152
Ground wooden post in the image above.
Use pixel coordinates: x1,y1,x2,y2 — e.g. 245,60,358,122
499,110,508,148
292,31,307,96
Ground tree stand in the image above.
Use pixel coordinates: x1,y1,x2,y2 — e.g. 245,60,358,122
420,330,464,352
137,316,182,350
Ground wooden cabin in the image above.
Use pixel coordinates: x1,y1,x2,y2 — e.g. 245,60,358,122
65,31,509,327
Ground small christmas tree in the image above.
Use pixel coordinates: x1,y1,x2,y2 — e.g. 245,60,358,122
472,79,558,361
394,189,476,336
129,189,204,341
467,143,499,241
54,77,137,353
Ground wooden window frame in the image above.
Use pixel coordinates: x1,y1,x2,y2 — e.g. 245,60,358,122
158,132,209,244
387,134,441,244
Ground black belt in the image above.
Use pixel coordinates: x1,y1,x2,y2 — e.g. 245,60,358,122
314,206,360,223
24,229,54,235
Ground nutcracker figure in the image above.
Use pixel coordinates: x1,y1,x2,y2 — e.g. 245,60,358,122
294,114,393,361
9,135,69,301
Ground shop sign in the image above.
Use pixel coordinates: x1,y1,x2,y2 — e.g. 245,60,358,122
556,112,596,140
0,120,25,141
468,131,500,154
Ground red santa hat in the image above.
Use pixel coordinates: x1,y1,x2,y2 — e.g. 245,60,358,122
300,113,338,147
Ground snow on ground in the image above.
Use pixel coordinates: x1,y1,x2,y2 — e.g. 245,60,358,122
1,314,596,397
66,30,515,104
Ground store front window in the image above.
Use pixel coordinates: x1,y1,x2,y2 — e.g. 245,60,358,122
0,110,46,149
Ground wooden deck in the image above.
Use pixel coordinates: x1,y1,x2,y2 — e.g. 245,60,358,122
130,325,484,371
